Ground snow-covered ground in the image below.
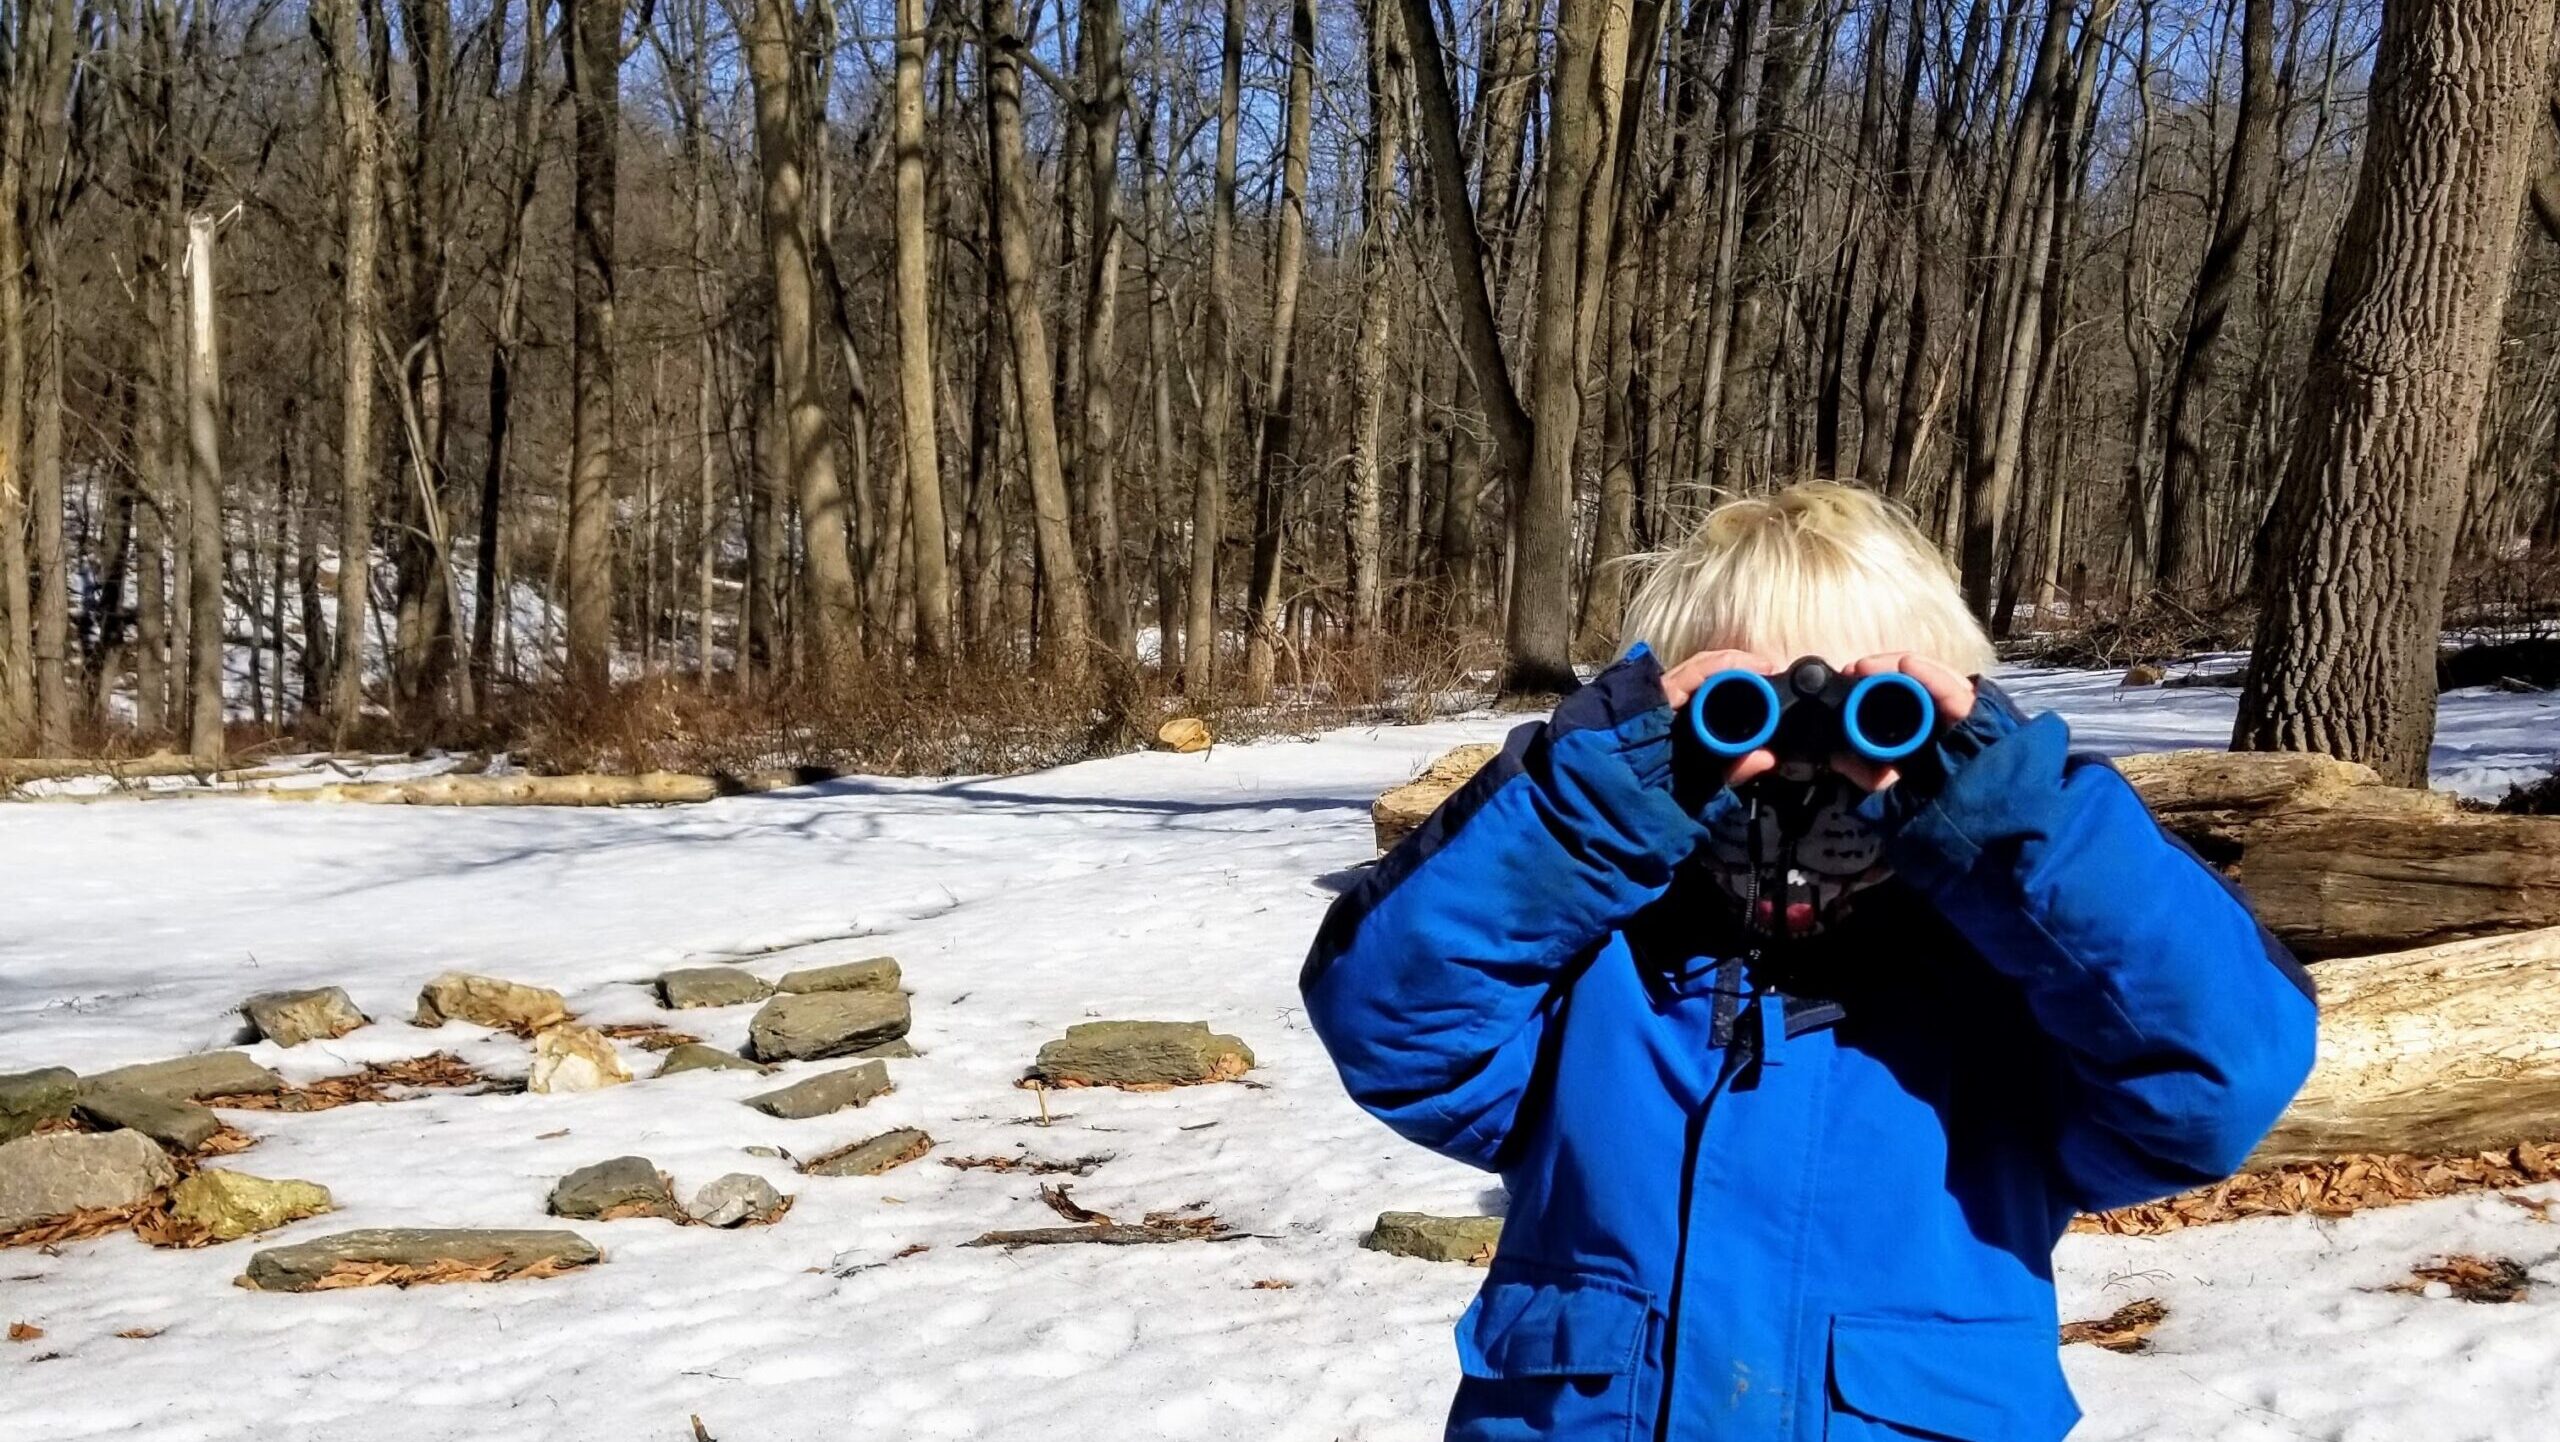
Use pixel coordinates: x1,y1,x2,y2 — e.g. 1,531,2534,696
1,671,2555,1441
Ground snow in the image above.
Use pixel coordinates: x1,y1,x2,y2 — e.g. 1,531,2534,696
1,672,2556,1441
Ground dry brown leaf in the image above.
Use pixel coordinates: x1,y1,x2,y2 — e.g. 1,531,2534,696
113,1328,162,1340
2075,1140,2560,1237
2390,1255,2532,1304
940,1153,1108,1176
2060,1298,2167,1353
1039,1184,1112,1226
0,1200,159,1251
595,1023,701,1052
308,1252,585,1290
1139,1210,1225,1238
202,1053,492,1113
6,1322,42,1343
894,1243,931,1259
1250,1278,1294,1291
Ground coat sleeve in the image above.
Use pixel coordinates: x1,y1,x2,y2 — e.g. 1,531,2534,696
1871,685,2320,1213
1300,649,1709,1170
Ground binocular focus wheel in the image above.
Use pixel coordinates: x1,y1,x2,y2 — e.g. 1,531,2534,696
1841,672,1935,763
1687,670,1781,757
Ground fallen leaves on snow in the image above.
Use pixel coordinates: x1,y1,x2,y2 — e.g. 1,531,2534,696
2060,1298,2166,1353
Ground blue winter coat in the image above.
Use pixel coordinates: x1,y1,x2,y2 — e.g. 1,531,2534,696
1302,649,2318,1442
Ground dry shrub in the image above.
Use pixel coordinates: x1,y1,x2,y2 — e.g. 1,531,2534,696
2059,1298,2167,1353
2017,594,2256,671
2075,1140,2560,1237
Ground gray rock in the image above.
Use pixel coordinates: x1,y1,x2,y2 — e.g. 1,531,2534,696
240,1228,602,1292
0,1067,77,1143
744,1061,890,1120
656,967,773,1010
241,987,369,1047
73,1087,222,1152
775,957,901,995
547,1157,680,1221
854,1039,919,1060
685,1174,788,1228
1029,1021,1256,1088
746,990,911,1063
1363,1212,1502,1265
0,1129,180,1229
801,1128,933,1178
83,1051,285,1103
654,1043,775,1078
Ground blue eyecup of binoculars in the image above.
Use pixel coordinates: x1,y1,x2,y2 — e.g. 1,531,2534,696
1685,659,1935,764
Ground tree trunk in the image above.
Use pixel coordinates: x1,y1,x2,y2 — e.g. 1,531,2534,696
893,0,953,661
1345,0,1404,646
1075,0,1131,661
1241,0,1315,700
985,0,1093,677
2156,0,2278,596
1512,0,1632,695
321,0,384,742
1181,0,1241,695
183,213,225,762
565,0,623,692
2235,0,2556,786
744,0,863,670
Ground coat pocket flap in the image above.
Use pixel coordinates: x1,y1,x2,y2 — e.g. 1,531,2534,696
1457,1270,1651,1381
1829,1314,2081,1442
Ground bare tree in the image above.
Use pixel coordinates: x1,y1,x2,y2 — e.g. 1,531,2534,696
893,0,952,659
1240,0,1314,700
2236,0,2557,783
1181,0,1240,696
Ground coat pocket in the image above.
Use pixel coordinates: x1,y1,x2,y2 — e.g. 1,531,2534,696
1448,1264,1657,1442
1825,1314,2081,1442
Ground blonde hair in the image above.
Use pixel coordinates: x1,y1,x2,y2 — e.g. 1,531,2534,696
1618,481,1997,675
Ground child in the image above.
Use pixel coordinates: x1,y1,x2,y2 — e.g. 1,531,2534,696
1302,482,2316,1442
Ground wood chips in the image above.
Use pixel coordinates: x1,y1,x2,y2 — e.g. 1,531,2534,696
2075,1141,2560,1237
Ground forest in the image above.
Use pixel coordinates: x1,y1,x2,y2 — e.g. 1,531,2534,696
0,0,2551,783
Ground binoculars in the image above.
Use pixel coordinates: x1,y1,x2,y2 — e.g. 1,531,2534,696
1684,657,1936,765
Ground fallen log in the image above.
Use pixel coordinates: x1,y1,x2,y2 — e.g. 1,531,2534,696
11,766,845,807
2250,925,2560,1167
1373,745,2560,958
0,753,219,785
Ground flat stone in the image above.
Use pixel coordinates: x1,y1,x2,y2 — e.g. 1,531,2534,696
1029,1021,1255,1088
654,1044,774,1078
170,1170,333,1241
774,957,901,996
1363,1212,1502,1265
685,1174,788,1228
84,1051,285,1103
744,1061,890,1120
0,1067,77,1143
240,1228,601,1292
241,987,369,1047
853,1039,919,1060
0,1130,179,1230
527,1025,633,1094
547,1157,679,1221
801,1128,933,1178
746,990,911,1063
74,1087,222,1152
414,972,569,1033
656,967,773,1010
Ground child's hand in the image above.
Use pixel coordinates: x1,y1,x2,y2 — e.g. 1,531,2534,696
1659,649,1782,785
1831,653,1979,792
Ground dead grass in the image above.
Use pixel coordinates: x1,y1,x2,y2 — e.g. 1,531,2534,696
2076,1141,2560,1236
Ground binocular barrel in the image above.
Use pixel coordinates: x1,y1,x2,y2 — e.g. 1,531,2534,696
1685,659,1936,764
